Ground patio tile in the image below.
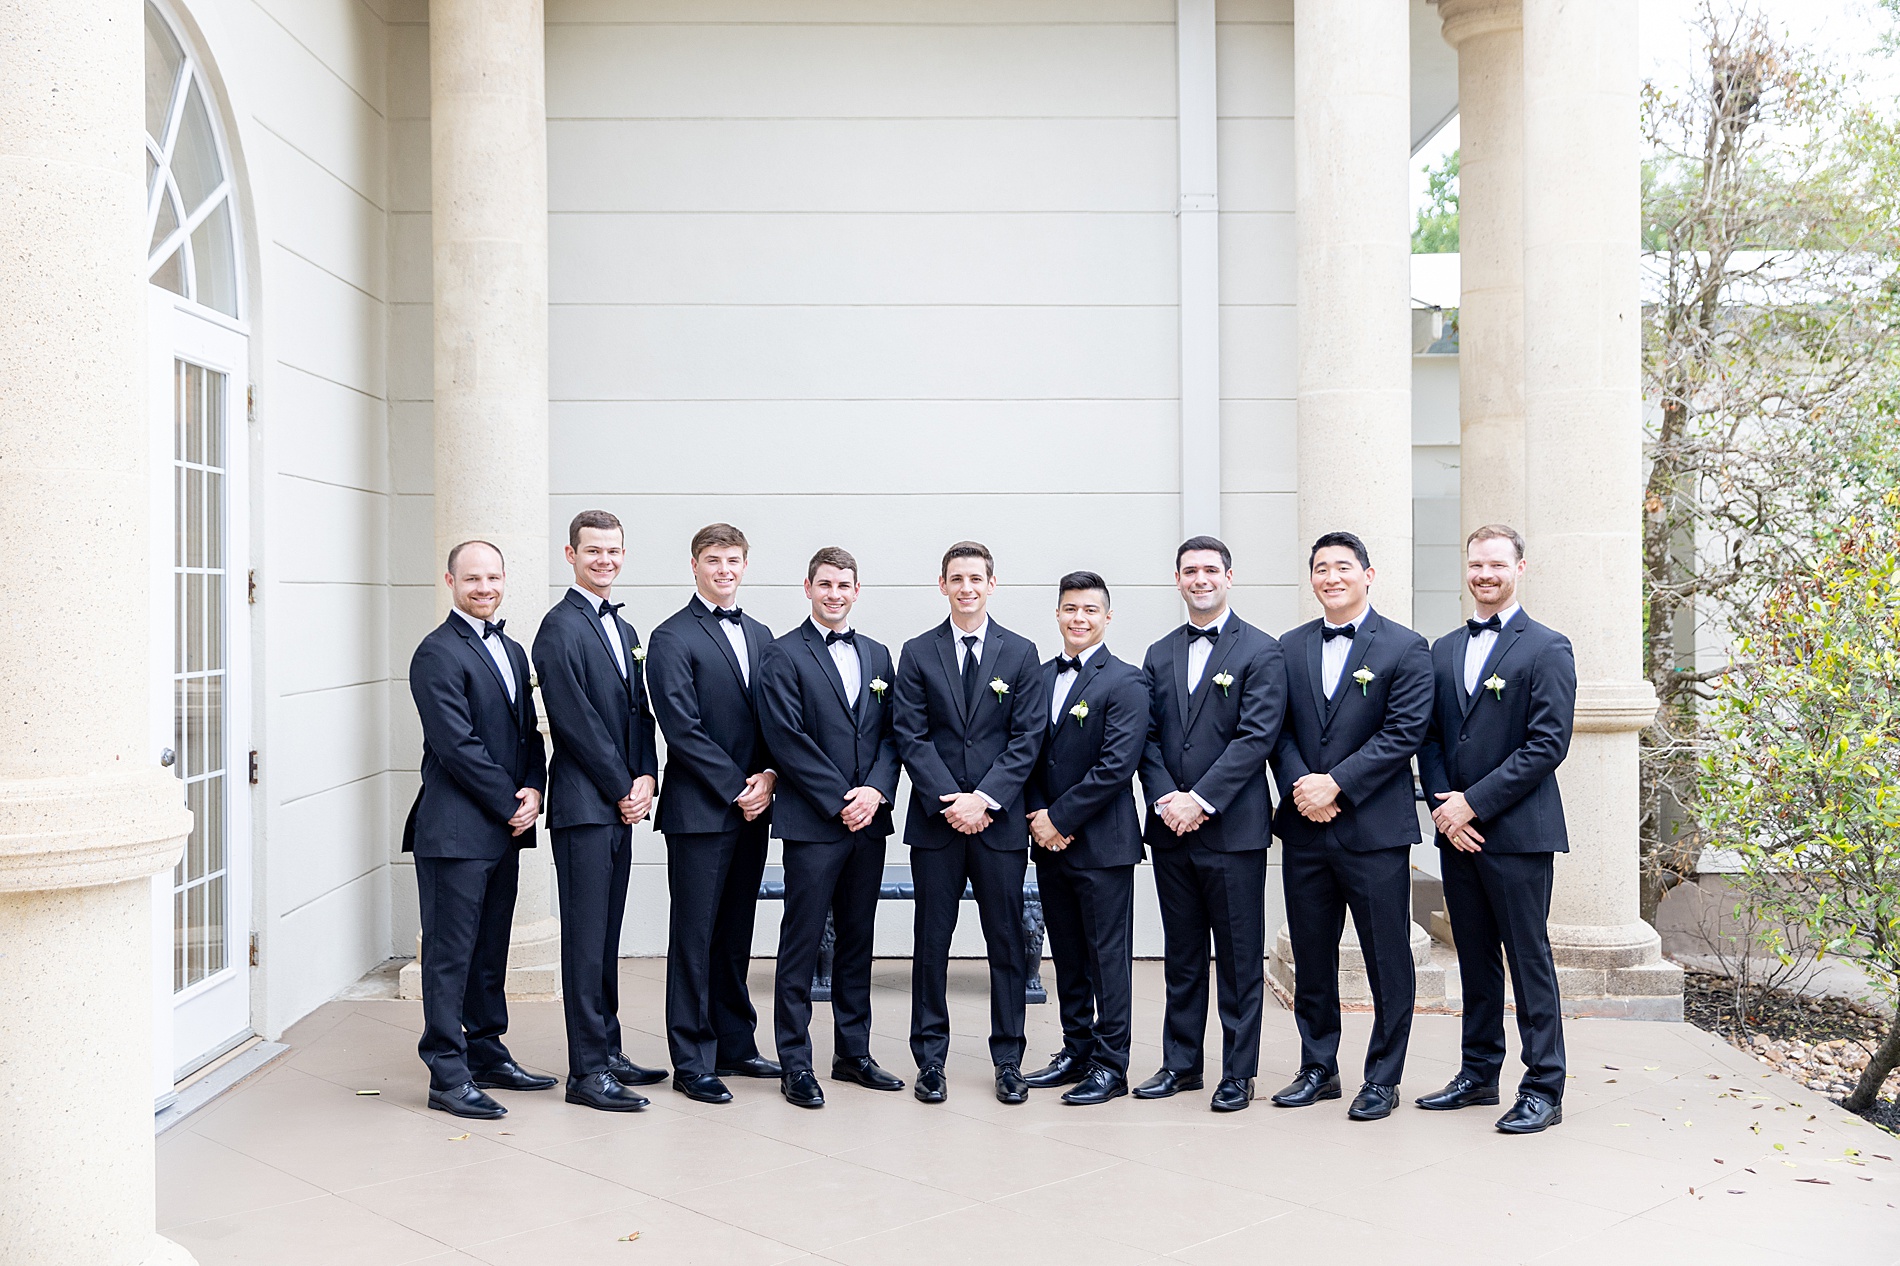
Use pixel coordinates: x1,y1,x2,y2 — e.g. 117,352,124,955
462,1200,809,1266
1172,1207,1502,1266
536,1110,823,1197
1309,1164,1628,1261
993,1158,1297,1256
665,1156,974,1252
164,1194,449,1266
338,1150,642,1247
825,1201,1166,1266
837,1118,1120,1201
155,1132,326,1230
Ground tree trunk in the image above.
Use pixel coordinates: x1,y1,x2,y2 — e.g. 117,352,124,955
1844,1007,1900,1113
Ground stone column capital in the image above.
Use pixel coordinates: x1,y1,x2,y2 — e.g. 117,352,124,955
1435,0,1522,47
0,769,191,893
1572,678,1660,733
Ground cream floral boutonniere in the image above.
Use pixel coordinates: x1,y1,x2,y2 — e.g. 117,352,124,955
631,645,646,663
869,676,889,699
990,677,1010,701
1353,667,1376,696
1212,671,1235,697
1484,673,1507,700
1069,699,1089,727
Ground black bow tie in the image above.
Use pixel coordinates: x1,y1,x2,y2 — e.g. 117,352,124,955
825,628,856,646
481,619,505,641
1057,655,1084,674
712,606,744,625
1185,625,1220,643
596,600,624,621
1466,615,1503,637
1321,623,1356,642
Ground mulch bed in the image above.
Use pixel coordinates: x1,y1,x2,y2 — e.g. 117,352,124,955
1682,967,1900,1133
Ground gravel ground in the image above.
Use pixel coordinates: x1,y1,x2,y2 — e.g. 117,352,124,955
1683,967,1900,1132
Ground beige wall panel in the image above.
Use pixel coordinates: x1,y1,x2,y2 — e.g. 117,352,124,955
550,0,1174,21
551,213,1178,307
1215,17,1293,118
386,212,432,304
1219,399,1297,493
387,493,436,586
386,118,431,213
1218,304,1298,400
254,131,387,299
549,120,1175,213
271,774,391,917
1412,354,1460,444
1217,0,1293,20
271,682,390,805
268,870,390,1032
1218,491,1302,578
270,365,389,493
265,248,387,395
386,585,437,691
1218,213,1295,305
551,306,1178,402
384,302,433,402
247,0,389,109
384,17,430,120
387,401,433,494
271,581,391,696
1224,582,1303,638
268,475,388,586
1213,119,1294,212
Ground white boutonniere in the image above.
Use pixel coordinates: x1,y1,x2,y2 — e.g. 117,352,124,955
869,676,889,699
631,645,646,663
990,677,1009,700
1069,699,1089,726
1484,673,1507,700
1353,667,1376,696
1212,671,1235,697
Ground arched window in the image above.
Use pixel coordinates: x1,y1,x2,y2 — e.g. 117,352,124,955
145,2,239,318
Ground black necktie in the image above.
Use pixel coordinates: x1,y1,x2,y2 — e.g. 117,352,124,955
597,600,624,621
1185,624,1220,643
1057,655,1084,674
481,619,505,641
713,606,744,625
961,634,982,712
1321,623,1356,642
1466,615,1503,637
825,628,856,646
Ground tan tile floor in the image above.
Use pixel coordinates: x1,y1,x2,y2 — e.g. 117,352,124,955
159,960,1900,1266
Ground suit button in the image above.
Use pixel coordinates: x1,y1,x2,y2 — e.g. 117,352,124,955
965,739,973,747
1459,731,1468,741
1321,736,1331,747
1183,743,1192,753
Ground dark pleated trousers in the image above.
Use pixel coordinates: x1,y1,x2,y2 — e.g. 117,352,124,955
773,832,887,1073
1152,844,1268,1080
909,838,1027,1069
1441,846,1566,1101
1034,852,1136,1077
664,820,770,1075
415,848,520,1089
551,823,632,1077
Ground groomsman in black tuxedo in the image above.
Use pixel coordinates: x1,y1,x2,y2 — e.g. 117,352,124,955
406,541,553,1119
647,523,781,1104
1021,572,1149,1106
1269,531,1432,1122
1416,525,1576,1134
893,541,1048,1105
533,510,666,1112
1135,536,1287,1113
756,547,906,1109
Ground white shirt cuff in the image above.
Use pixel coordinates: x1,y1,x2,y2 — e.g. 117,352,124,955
1189,790,1217,815
977,791,1002,812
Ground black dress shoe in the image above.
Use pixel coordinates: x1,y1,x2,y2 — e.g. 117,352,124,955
832,1055,905,1092
1210,1077,1255,1113
608,1050,669,1087
673,1072,734,1103
781,1069,825,1109
995,1063,1030,1104
1415,1075,1500,1111
428,1081,506,1119
1061,1066,1129,1106
1269,1065,1342,1108
564,1071,649,1112
1132,1068,1204,1100
1347,1083,1400,1121
1023,1049,1089,1089
914,1064,948,1103
470,1060,558,1092
715,1055,783,1079
1495,1092,1563,1134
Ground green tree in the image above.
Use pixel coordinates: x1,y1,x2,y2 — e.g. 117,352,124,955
1411,148,1459,253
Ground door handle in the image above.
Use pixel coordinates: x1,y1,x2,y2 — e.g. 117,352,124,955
160,747,176,768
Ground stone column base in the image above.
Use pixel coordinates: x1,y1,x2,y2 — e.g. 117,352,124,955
397,917,562,1000
146,1235,200,1265
1550,918,1684,1019
1267,917,1448,1010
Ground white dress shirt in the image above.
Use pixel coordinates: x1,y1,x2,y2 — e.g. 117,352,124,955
952,617,990,674
571,584,627,677
1320,607,1371,698
454,607,516,702
1185,607,1232,693
1464,602,1520,696
814,618,862,706
696,594,751,685
1050,640,1104,727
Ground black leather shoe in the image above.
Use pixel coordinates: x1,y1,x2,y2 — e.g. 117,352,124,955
716,1055,783,1079
428,1081,506,1119
673,1072,734,1104
608,1050,669,1087
1210,1077,1255,1113
564,1071,648,1112
1269,1065,1342,1108
1023,1049,1089,1089
1495,1092,1563,1134
832,1055,905,1092
781,1069,825,1109
1415,1075,1500,1111
470,1060,557,1092
914,1064,948,1103
1132,1068,1204,1100
995,1063,1030,1104
1061,1066,1129,1106
1347,1082,1400,1121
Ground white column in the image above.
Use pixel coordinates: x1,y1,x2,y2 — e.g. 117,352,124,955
0,3,196,1263
1521,0,1679,1012
1293,0,1414,624
1178,0,1221,540
426,0,558,994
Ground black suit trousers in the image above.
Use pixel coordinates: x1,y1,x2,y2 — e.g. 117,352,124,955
909,839,1027,1069
1283,838,1416,1086
665,821,770,1074
552,824,633,1077
1034,853,1135,1077
415,848,519,1089
1441,847,1566,1101
1152,844,1267,1080
773,833,888,1073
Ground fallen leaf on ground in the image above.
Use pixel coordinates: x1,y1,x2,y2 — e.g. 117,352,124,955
354,1090,380,1096
1603,1064,1621,1070
1796,1178,1831,1185
618,1232,642,1242
448,1133,470,1142
1645,1066,1660,1071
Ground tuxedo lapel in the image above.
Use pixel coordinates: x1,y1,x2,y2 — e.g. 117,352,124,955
568,589,627,687
934,623,970,729
692,601,750,698
1466,614,1528,717
801,621,853,717
1056,651,1109,745
1324,612,1380,728
449,616,518,725
508,639,534,733
1170,629,1192,731
1303,625,1327,719
1187,624,1240,730
743,618,765,698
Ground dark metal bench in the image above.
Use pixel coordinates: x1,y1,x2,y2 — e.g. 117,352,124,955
758,865,1046,1004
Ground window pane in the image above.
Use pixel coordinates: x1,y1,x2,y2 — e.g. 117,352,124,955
147,152,159,199
174,361,185,460
190,201,238,318
204,472,224,569
204,873,226,975
204,367,225,469
174,571,185,675
184,363,203,465
173,887,186,992
151,247,185,296
144,3,184,145
203,674,224,778
150,186,180,257
185,468,204,569
204,774,225,877
186,677,206,778
206,573,224,670
186,572,204,673
186,779,206,881
173,677,185,777
172,82,223,216
187,882,206,985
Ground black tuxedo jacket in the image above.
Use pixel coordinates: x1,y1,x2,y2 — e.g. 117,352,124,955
405,614,546,860
1417,609,1576,854
1138,615,1287,853
757,620,901,844
1271,608,1432,853
646,598,775,836
1025,648,1148,869
893,618,1048,851
532,589,659,831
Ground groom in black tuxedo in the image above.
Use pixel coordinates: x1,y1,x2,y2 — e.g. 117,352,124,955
646,523,781,1104
1269,531,1432,1122
756,547,906,1109
1021,572,1149,1106
1135,536,1287,1113
1416,525,1576,1134
405,541,552,1119
533,510,666,1112
893,540,1048,1105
